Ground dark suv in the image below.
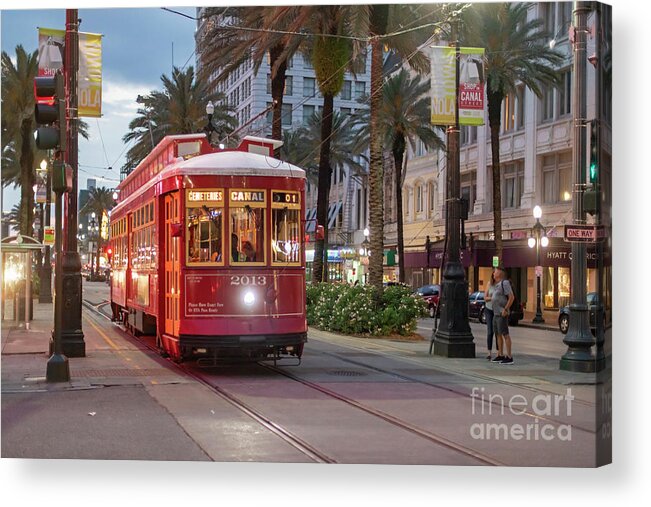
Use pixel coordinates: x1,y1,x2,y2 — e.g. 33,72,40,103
415,284,440,318
558,292,608,334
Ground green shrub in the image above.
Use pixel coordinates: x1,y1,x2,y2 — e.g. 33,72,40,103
306,283,426,336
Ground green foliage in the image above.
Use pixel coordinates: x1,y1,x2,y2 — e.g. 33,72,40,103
312,35,349,97
306,283,426,336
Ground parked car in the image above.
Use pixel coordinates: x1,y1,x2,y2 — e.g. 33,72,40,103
558,292,608,334
469,290,524,326
415,284,440,318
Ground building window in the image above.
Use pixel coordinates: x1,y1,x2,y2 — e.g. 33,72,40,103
303,77,315,97
302,105,315,124
502,161,524,209
428,181,437,215
540,84,554,122
542,152,572,204
461,171,477,214
341,80,352,100
282,103,292,126
284,76,293,96
415,183,424,213
404,188,411,218
266,102,273,125
266,73,271,95
303,54,312,69
558,70,572,117
503,92,516,132
516,85,525,130
355,81,366,99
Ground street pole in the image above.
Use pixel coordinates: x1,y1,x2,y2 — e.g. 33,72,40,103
57,9,85,357
560,0,595,373
593,2,606,372
46,183,70,382
432,22,475,358
531,214,546,324
39,159,53,303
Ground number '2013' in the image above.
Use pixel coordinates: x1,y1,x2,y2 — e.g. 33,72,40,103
230,275,267,286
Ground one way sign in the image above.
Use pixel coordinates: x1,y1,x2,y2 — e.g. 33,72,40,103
564,225,606,242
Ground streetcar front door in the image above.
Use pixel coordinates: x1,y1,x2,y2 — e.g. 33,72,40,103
164,192,180,336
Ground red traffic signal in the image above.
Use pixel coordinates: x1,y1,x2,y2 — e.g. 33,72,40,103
106,246,113,262
316,224,324,241
33,73,66,151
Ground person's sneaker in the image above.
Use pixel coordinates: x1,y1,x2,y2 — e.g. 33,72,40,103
491,355,505,362
501,356,514,365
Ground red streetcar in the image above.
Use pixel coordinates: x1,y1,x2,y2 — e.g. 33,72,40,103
109,134,307,363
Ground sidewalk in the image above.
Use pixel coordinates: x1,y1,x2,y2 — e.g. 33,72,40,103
1,299,210,461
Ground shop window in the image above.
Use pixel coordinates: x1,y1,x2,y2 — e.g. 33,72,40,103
558,267,571,308
543,267,555,309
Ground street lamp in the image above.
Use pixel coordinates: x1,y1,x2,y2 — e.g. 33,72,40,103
528,205,548,323
87,212,99,278
205,101,217,146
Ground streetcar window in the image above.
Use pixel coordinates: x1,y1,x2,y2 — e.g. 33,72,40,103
187,205,223,265
271,208,301,264
230,207,265,264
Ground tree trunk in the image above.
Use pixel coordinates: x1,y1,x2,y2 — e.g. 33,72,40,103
269,44,288,156
367,36,385,292
19,118,35,237
312,93,335,284
487,88,504,262
393,141,406,284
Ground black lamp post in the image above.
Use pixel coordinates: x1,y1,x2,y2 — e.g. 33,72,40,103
205,101,217,146
87,213,99,278
528,205,548,324
359,228,370,285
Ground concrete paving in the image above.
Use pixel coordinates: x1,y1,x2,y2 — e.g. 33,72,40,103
1,282,610,465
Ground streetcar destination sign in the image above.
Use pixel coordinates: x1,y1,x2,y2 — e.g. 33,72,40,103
230,190,265,203
564,224,606,242
188,190,223,202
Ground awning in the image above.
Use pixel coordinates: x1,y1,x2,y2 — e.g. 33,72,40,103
327,202,342,229
305,208,317,232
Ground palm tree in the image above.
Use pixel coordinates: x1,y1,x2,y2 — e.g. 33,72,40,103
345,3,451,292
353,70,444,284
121,66,236,174
81,187,115,277
462,3,563,260
198,7,304,145
1,46,38,237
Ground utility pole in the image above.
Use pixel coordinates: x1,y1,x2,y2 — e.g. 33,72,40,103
432,21,475,358
58,9,85,357
560,1,595,373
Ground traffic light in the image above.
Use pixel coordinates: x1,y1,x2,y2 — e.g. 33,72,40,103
33,73,66,152
106,246,113,264
589,119,598,184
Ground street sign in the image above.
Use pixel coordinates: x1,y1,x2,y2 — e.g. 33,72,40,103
492,256,499,268
564,224,606,242
44,227,54,245
535,265,543,278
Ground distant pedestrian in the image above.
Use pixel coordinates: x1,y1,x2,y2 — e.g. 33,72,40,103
484,271,496,360
490,266,516,365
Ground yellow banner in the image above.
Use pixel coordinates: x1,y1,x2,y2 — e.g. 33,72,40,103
430,46,485,126
37,28,103,117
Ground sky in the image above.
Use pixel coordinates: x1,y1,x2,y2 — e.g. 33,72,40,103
1,1,200,212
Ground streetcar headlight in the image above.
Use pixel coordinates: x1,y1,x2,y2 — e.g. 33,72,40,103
243,291,255,306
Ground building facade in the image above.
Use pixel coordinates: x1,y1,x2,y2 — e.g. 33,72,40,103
393,1,612,313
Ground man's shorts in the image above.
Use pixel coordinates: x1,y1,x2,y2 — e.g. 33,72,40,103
493,314,510,336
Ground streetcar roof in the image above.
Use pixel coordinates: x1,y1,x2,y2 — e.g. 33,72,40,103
164,150,306,179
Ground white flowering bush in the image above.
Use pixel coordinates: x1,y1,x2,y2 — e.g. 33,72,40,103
306,283,426,336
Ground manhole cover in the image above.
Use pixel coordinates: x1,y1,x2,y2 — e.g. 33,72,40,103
72,368,173,378
328,370,367,377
